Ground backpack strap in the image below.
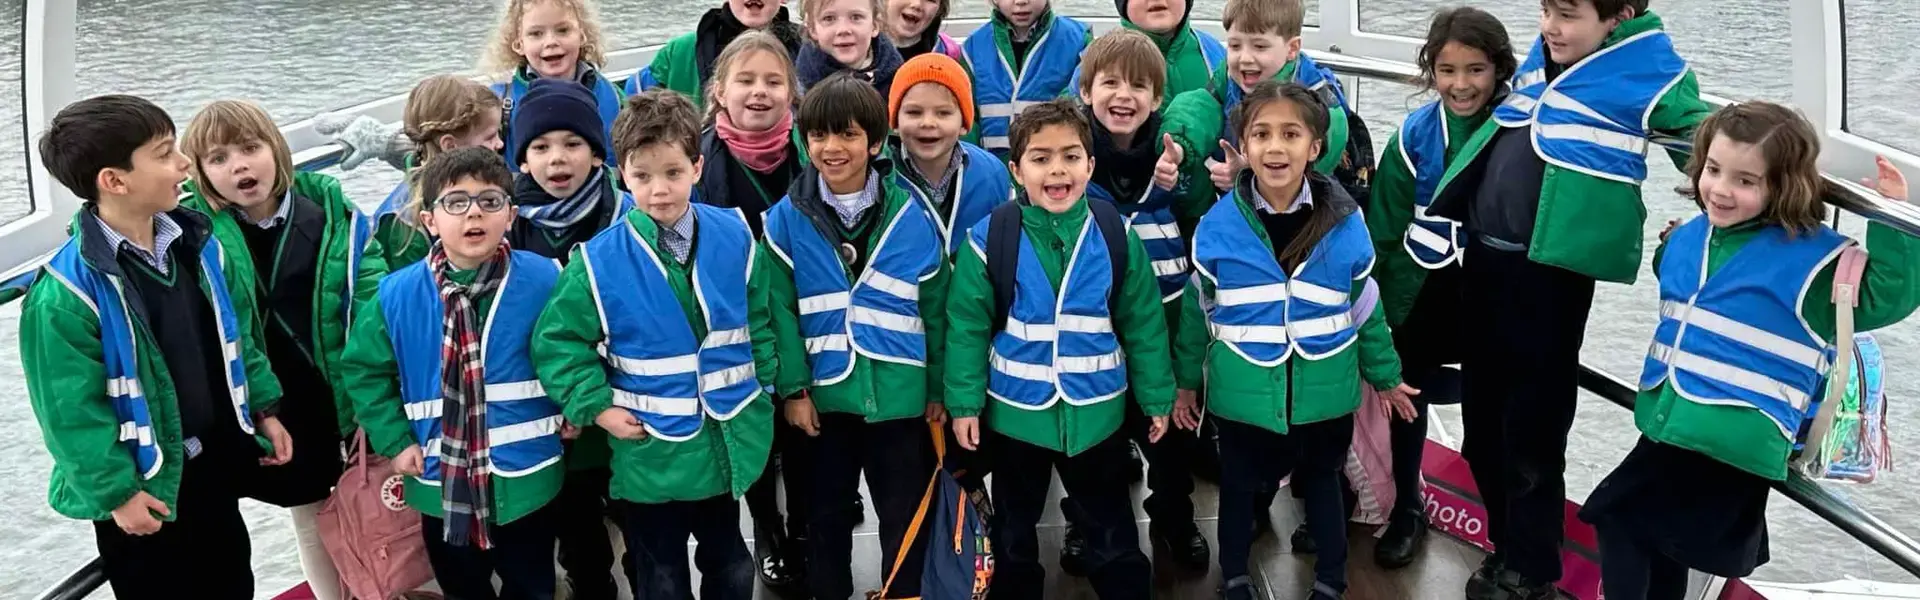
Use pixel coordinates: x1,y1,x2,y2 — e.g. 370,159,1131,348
873,421,948,600
1795,244,1870,478
986,201,1025,335
1086,197,1130,301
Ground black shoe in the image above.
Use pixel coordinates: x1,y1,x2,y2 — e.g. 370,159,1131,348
1499,573,1561,600
1464,555,1507,600
1060,524,1090,577
1152,524,1211,569
1289,523,1316,554
755,523,798,590
1372,509,1428,569
1219,575,1257,600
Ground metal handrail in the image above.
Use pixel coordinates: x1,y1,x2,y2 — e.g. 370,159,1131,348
30,25,1920,600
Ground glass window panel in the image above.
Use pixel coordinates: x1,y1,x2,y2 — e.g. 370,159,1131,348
1843,0,1920,153
1,0,27,226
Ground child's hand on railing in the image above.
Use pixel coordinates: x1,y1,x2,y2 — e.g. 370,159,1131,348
1868,155,1909,203
313,112,413,172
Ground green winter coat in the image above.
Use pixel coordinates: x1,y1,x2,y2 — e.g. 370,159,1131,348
340,266,564,523
644,32,705,105
1365,106,1488,327
1427,11,1712,284
944,196,1176,456
1173,174,1404,434
1639,220,1920,480
533,209,780,504
374,155,432,270
183,172,391,435
1132,20,1221,100
766,179,951,422
22,208,284,522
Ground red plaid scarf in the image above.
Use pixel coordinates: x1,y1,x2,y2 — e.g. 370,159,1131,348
430,242,508,549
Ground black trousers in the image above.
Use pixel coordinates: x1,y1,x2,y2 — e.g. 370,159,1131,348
1390,262,1466,513
622,493,755,600
1596,522,1692,600
1461,238,1595,583
422,504,560,600
93,449,253,600
745,413,814,542
1216,415,1354,590
989,432,1151,599
805,413,935,599
554,465,619,599
1063,396,1197,533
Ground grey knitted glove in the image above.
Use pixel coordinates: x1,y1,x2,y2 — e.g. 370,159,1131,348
313,112,413,172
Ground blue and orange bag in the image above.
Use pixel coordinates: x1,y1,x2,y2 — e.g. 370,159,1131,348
870,422,993,600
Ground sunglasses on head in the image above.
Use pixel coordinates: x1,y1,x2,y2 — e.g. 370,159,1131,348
432,190,511,215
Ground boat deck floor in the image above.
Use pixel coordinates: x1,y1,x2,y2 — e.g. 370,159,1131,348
569,471,1484,600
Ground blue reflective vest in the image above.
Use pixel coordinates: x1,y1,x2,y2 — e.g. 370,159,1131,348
45,234,256,480
1221,53,1347,147
962,15,1090,153
1638,216,1851,440
381,251,563,483
579,206,764,441
1192,191,1374,366
894,142,1013,257
494,65,624,170
1087,182,1186,302
967,213,1128,408
1493,31,1689,185
1396,101,1467,268
765,197,944,386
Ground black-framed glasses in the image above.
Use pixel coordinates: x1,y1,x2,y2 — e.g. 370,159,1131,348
432,190,511,215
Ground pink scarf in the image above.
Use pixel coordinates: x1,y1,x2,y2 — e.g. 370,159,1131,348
715,110,793,173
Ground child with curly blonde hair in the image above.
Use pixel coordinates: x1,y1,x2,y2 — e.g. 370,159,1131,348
483,0,625,170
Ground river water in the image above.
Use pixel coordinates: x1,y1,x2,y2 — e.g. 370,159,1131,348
0,0,1915,596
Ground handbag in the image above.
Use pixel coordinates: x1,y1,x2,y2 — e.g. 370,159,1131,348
317,429,435,599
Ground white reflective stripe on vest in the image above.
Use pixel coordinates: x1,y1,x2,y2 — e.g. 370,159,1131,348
1647,342,1812,411
1212,323,1289,344
402,381,551,421
800,291,851,315
806,334,849,353
1152,257,1190,278
1058,350,1123,374
1003,318,1057,342
604,348,699,377
118,422,153,445
222,340,239,362
1515,69,1547,89
700,363,758,392
981,136,1010,149
108,376,142,399
490,415,561,445
990,350,1053,380
230,385,249,413
1290,313,1353,338
614,389,702,416
1057,314,1112,334
1289,280,1349,306
1217,283,1288,306
703,327,750,349
863,271,921,301
405,399,441,421
850,306,925,334
1536,123,1649,156
1540,90,1616,128
1132,221,1180,241
979,100,1044,120
1660,300,1828,371
1407,222,1455,254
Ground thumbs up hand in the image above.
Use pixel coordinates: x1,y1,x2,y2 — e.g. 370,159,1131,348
1152,134,1184,192
1206,140,1246,192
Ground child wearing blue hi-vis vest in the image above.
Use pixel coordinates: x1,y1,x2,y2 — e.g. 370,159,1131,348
946,99,1177,600
1359,6,1517,569
1413,2,1713,596
1176,81,1417,600
342,147,571,599
22,94,291,600
482,0,625,172
1581,103,1919,600
533,90,781,600
958,0,1091,156
764,72,946,600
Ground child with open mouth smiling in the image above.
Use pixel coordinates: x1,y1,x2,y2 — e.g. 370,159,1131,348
627,0,804,107
483,0,626,171
796,0,906,96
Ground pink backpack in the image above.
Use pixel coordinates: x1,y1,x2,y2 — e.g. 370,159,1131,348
318,430,435,599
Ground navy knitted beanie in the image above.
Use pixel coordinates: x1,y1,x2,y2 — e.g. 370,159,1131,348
510,78,608,165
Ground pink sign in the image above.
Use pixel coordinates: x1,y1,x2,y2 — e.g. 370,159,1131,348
1419,440,1606,600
